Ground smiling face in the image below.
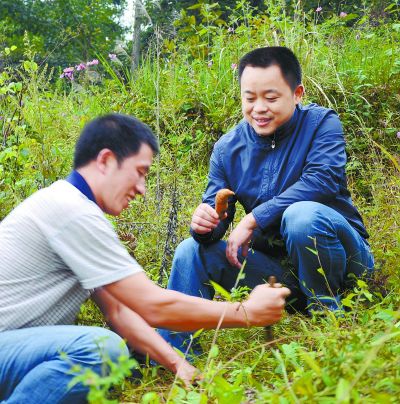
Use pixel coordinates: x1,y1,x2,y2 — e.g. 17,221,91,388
98,143,154,216
240,65,304,137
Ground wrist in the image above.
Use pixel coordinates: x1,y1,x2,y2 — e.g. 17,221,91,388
244,213,257,230
164,352,187,374
232,301,251,327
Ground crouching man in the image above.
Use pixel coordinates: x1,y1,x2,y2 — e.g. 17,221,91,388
0,113,290,402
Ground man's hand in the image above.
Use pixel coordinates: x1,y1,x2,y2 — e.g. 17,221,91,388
175,360,202,387
191,203,221,234
242,284,290,326
226,213,257,268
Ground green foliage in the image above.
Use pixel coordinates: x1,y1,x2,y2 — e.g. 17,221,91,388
68,345,138,403
0,0,125,67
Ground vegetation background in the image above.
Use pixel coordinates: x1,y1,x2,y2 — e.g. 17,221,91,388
1,0,399,402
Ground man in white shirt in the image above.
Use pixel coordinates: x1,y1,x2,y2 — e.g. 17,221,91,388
0,113,290,402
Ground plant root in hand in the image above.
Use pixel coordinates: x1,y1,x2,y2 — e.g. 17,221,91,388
215,189,235,219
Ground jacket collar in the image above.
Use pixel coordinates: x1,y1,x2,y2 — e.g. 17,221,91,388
245,104,300,148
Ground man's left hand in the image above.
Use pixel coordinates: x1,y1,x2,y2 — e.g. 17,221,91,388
226,213,257,268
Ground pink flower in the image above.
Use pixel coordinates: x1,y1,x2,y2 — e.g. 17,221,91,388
108,53,117,61
86,59,99,66
397,131,400,139
75,63,86,71
207,60,213,67
60,72,74,80
316,6,322,12
340,12,348,18
60,66,75,80
231,63,237,70
228,27,235,33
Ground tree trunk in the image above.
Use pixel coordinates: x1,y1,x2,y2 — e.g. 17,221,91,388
131,0,141,72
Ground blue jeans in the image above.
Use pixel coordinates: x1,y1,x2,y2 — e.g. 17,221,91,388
158,201,374,354
0,325,129,403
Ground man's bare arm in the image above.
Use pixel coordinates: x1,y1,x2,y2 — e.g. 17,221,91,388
104,272,290,331
92,288,198,384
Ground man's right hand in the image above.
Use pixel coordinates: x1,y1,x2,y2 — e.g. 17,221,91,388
242,284,291,327
191,203,222,234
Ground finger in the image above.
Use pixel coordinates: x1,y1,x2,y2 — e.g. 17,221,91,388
242,243,249,257
193,210,218,224
273,282,283,288
191,224,214,234
192,213,219,229
226,244,241,269
192,217,217,229
202,204,220,220
279,287,291,297
227,254,241,269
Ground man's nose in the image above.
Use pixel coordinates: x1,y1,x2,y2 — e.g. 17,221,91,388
253,98,268,112
135,182,146,196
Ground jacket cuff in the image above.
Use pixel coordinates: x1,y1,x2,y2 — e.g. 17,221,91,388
252,202,274,231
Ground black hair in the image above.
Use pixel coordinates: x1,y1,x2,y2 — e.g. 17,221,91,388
73,114,159,169
238,47,302,91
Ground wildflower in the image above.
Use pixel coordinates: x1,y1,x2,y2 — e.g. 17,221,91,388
60,72,74,80
397,131,400,139
231,63,237,70
228,27,235,33
207,60,213,67
340,12,348,18
108,53,117,61
316,6,322,12
60,66,74,80
75,63,86,71
86,59,99,66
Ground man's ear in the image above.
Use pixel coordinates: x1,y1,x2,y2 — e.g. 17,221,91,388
294,84,304,104
96,149,116,173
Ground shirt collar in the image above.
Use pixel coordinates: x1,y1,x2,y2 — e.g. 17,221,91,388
65,170,97,204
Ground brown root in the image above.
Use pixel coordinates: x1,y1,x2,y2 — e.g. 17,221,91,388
215,189,235,219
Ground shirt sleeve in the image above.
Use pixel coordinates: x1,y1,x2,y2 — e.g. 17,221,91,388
49,213,143,289
252,111,346,230
190,142,237,244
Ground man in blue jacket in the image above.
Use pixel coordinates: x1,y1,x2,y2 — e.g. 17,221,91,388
159,46,374,354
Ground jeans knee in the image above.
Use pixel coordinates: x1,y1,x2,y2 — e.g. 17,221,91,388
282,202,312,235
84,327,128,365
174,238,198,261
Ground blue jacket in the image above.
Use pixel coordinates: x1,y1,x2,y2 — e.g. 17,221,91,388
191,103,368,250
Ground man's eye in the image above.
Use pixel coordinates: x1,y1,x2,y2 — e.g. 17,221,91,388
266,98,277,102
246,98,255,102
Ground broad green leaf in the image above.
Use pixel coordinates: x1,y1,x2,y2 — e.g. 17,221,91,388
300,349,321,375
209,344,219,358
192,328,204,339
210,280,231,301
335,378,350,402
